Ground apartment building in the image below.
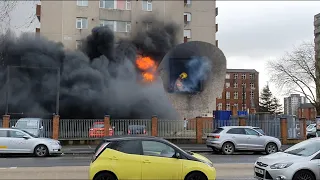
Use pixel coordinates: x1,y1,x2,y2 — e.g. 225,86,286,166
284,94,308,116
35,0,218,50
315,13,320,101
216,69,259,112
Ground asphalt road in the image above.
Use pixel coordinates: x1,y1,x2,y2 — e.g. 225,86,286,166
0,153,262,167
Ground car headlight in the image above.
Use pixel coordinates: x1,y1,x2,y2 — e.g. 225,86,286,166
199,159,214,167
49,141,59,145
270,163,293,169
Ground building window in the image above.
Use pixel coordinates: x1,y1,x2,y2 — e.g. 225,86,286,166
226,73,230,79
234,74,238,79
76,17,88,29
225,82,230,88
126,0,131,10
100,20,131,32
234,92,238,99
226,103,230,111
234,82,238,88
226,92,230,99
217,103,222,110
76,40,82,49
142,0,152,11
250,92,254,99
243,104,246,111
242,92,246,99
241,74,246,79
184,0,191,5
242,83,246,88
250,83,254,89
184,29,191,42
249,74,254,80
100,0,116,9
184,12,191,23
145,22,152,30
77,0,88,6
234,103,238,109
218,94,222,99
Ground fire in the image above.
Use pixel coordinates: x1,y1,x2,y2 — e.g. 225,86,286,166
135,55,157,83
136,55,155,70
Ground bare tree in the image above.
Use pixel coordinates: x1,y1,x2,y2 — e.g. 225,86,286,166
267,42,320,115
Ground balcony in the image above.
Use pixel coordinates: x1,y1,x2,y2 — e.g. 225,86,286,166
36,4,41,22
99,9,131,22
215,23,218,32
314,18,320,27
315,27,320,35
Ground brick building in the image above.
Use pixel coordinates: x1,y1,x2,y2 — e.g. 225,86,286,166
216,69,259,112
298,103,316,120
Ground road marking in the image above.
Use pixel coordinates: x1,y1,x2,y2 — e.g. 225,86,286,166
0,167,17,170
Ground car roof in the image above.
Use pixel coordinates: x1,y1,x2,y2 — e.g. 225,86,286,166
219,126,256,129
0,128,20,130
18,118,42,121
102,135,166,142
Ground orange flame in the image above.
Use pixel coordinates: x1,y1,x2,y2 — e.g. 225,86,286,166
135,55,157,83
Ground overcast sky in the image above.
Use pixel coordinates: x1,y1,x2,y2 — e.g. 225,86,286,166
7,1,320,105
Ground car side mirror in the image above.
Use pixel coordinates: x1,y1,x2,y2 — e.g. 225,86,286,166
22,136,30,139
40,126,43,130
174,152,181,159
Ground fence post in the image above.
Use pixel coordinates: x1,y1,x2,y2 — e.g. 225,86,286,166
104,115,111,136
2,115,10,128
238,115,246,126
52,115,60,140
280,117,288,144
151,115,158,136
299,118,307,140
196,117,203,144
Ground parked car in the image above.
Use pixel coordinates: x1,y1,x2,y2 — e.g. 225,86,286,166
0,128,62,157
89,122,114,138
206,126,282,155
127,125,147,135
90,136,216,180
307,123,316,139
13,118,45,137
254,137,320,180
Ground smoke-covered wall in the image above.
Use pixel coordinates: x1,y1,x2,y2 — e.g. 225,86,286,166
0,18,180,119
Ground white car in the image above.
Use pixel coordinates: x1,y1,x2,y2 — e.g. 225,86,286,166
254,138,320,180
0,128,62,157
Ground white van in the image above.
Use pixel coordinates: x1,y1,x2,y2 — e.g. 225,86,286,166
13,118,44,137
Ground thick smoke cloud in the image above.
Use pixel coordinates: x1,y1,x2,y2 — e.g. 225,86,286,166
0,18,180,119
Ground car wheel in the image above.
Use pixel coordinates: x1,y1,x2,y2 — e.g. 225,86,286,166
94,172,117,180
265,143,278,154
293,170,315,180
222,142,235,155
34,145,49,157
185,171,207,180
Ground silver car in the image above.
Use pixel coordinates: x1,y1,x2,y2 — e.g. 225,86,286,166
206,126,282,155
254,138,320,180
0,128,62,157
307,123,316,139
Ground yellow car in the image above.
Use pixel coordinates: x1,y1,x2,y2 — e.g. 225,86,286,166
90,136,216,180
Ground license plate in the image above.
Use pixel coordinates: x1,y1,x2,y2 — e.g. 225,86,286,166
254,167,264,175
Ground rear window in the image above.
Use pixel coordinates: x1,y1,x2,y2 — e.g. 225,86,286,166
227,128,245,134
129,125,146,130
93,124,104,128
211,128,224,133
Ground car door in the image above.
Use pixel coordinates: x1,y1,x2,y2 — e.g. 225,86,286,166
0,130,10,153
225,128,247,149
141,140,183,180
107,140,142,180
244,128,265,150
7,130,33,153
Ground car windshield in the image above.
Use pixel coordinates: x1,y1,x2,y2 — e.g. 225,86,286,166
253,128,265,135
284,139,320,157
16,120,39,129
93,124,104,128
307,124,316,130
19,129,38,138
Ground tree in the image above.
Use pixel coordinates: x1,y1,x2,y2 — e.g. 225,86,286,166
259,84,282,114
267,42,320,115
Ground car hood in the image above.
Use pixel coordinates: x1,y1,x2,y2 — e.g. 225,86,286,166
257,152,304,164
191,152,212,163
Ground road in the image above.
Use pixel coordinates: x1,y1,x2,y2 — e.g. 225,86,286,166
0,153,260,180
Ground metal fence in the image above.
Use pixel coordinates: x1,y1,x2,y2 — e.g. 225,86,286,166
247,114,281,139
59,119,103,140
111,119,151,136
158,119,196,139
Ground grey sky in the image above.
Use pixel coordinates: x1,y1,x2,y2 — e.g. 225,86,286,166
8,1,320,104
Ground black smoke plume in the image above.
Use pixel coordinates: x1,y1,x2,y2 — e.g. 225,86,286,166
0,18,180,119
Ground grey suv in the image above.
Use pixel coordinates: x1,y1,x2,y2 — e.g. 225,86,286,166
206,126,282,155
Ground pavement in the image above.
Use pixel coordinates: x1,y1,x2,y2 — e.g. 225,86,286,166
0,153,257,180
61,143,292,154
